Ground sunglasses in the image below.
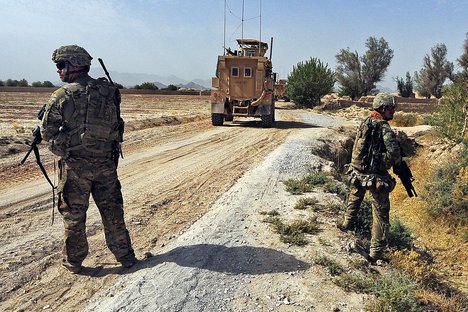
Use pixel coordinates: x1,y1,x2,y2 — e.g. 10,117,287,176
56,61,68,70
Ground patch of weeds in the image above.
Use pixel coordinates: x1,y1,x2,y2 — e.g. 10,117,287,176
283,173,330,194
314,254,345,276
323,180,348,201
334,272,375,292
388,218,414,250
294,197,320,211
264,216,319,246
367,271,419,312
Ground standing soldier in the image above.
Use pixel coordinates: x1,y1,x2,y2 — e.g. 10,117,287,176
339,93,401,262
41,45,136,273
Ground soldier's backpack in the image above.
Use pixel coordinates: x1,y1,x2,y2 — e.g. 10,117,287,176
52,77,124,159
351,117,384,172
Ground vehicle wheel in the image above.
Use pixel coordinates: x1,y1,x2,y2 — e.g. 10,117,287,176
211,113,224,126
261,113,273,128
225,114,233,122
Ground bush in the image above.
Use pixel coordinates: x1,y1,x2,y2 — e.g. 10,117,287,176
368,271,419,312
287,57,335,108
430,82,467,143
422,145,468,224
388,218,414,249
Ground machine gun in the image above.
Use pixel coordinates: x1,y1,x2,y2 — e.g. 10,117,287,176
21,124,57,224
393,151,417,198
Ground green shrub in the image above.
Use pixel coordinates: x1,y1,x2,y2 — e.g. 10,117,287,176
430,82,467,143
388,218,414,249
423,145,468,224
323,180,348,201
368,271,420,312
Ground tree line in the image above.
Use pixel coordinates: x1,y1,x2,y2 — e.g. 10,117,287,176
0,79,182,91
0,79,55,87
287,33,468,106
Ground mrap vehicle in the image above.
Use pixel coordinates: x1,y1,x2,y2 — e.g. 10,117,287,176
210,38,275,127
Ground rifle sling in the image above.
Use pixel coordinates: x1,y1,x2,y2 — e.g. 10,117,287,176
32,145,57,225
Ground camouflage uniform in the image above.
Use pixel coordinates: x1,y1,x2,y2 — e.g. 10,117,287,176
41,45,135,272
341,93,401,261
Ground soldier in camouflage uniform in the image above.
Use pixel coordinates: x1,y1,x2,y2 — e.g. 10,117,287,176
339,93,401,262
41,45,136,273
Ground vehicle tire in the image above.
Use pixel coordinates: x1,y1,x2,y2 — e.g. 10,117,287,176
211,113,224,126
225,114,233,122
261,112,274,128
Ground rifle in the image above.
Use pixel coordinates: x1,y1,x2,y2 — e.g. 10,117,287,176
98,57,124,167
363,119,383,172
21,124,57,224
393,151,417,197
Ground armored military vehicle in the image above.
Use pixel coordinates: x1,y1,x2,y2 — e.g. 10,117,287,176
274,79,289,102
211,38,275,127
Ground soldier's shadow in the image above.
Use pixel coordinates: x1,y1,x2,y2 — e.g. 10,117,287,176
82,244,310,277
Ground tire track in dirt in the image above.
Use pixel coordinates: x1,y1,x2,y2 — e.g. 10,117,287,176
0,115,295,311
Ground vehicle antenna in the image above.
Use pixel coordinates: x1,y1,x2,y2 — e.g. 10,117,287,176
223,0,226,55
241,0,244,41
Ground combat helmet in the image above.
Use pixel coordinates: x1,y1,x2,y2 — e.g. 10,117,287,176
373,92,397,110
52,45,92,66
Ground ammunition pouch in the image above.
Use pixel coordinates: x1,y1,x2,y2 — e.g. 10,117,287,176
348,169,396,192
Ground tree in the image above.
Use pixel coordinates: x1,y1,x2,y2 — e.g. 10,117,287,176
395,72,414,97
286,57,335,108
6,79,17,86
139,82,158,90
414,43,454,99
455,32,468,82
32,81,43,87
0,80,4,86
335,37,393,99
42,81,55,87
17,79,29,87
166,84,178,91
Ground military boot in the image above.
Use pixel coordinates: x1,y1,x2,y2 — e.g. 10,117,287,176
337,219,354,232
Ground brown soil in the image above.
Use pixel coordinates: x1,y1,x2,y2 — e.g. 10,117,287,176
0,93,304,311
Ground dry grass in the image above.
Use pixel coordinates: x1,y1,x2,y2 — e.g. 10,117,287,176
389,147,468,307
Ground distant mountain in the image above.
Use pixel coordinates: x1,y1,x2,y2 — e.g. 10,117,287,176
177,81,209,90
89,68,210,90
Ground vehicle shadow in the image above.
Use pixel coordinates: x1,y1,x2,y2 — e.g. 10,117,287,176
226,120,318,129
83,244,310,277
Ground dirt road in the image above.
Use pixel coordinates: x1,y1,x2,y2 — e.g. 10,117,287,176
2,96,367,311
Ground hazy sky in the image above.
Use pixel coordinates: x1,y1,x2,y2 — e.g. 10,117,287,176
1,0,467,89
